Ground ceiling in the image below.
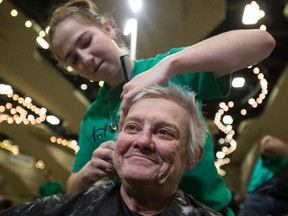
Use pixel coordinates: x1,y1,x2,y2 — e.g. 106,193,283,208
0,0,287,201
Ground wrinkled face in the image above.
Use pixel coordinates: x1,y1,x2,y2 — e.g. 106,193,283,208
114,98,191,187
52,18,122,83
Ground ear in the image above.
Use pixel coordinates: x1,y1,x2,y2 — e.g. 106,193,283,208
102,21,116,39
185,145,204,170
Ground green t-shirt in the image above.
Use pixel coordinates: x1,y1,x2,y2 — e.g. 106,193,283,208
73,47,232,213
39,180,64,197
247,154,288,193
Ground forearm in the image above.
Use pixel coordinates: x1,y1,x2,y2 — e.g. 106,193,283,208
261,135,288,158
67,171,96,195
164,29,275,78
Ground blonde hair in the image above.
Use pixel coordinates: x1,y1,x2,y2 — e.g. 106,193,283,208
47,0,128,68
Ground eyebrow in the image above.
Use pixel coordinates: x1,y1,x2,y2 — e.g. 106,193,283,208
124,116,143,125
64,31,89,63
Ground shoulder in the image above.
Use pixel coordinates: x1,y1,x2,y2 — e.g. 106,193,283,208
0,194,73,215
133,47,186,75
85,180,116,196
1,182,119,216
170,191,223,216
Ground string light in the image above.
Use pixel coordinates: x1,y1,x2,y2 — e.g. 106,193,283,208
66,66,73,72
50,136,80,154
0,4,82,159
0,82,80,156
214,65,269,175
80,84,88,90
25,20,32,28
35,160,45,169
1,90,47,125
242,1,265,25
39,30,46,37
98,81,105,87
0,139,19,155
260,25,267,31
128,0,142,13
10,9,18,17
36,36,49,49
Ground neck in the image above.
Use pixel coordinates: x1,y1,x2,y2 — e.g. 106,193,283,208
107,58,134,89
120,183,175,215
107,70,125,90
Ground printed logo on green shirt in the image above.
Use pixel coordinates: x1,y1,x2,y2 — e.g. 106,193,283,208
89,124,110,143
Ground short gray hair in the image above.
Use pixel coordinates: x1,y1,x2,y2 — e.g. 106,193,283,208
129,83,206,163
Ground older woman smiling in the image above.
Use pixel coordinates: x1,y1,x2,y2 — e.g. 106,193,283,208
0,84,223,216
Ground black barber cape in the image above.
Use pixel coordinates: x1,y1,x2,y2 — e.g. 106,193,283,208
0,181,222,216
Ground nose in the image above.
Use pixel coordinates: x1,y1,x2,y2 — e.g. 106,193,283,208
132,130,155,152
77,50,93,69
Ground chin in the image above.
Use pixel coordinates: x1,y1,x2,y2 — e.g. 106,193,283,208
121,169,154,182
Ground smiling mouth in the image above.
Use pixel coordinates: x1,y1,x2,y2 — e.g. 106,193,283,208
93,61,103,74
128,154,157,163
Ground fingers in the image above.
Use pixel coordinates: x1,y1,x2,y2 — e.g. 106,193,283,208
121,82,141,117
84,141,117,180
100,140,116,150
118,114,125,131
90,157,114,176
120,72,157,127
120,81,130,99
120,94,129,117
120,84,135,128
93,141,115,162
